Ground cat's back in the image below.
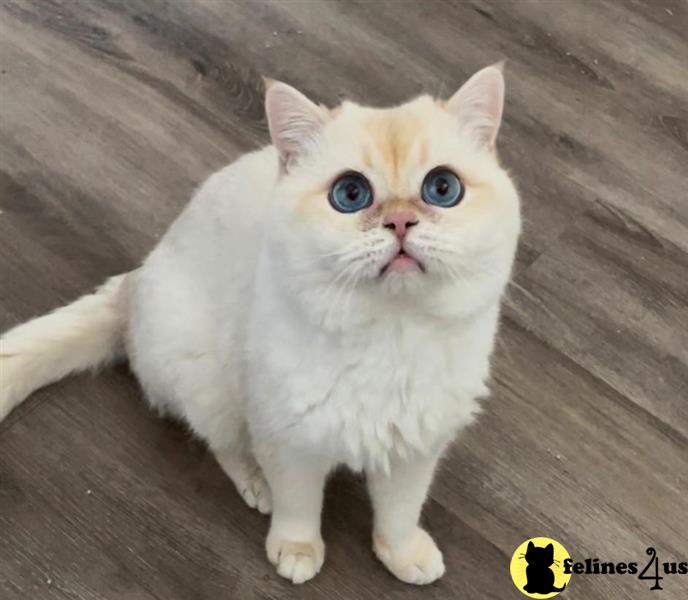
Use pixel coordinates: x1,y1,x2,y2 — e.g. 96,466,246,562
140,145,279,284
169,145,279,251
129,146,279,360
127,145,280,416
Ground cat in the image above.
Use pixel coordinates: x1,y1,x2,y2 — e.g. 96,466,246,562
524,542,567,594
0,64,521,585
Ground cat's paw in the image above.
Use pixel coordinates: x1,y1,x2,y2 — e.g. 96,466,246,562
236,468,272,515
215,450,272,514
266,533,325,584
373,527,445,585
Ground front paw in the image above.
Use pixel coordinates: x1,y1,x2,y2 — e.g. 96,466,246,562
373,527,445,585
266,531,325,584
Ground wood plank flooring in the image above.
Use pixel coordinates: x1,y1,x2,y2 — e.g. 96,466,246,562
1,1,687,599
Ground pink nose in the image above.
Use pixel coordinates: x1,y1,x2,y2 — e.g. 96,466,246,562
383,211,419,240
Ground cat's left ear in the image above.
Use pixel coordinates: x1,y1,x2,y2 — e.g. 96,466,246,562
265,79,328,169
446,63,505,152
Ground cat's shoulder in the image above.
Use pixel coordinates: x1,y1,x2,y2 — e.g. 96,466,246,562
202,145,279,195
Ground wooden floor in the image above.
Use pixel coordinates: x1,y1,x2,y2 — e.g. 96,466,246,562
1,1,687,598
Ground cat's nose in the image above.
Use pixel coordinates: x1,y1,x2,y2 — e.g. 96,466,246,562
383,211,419,240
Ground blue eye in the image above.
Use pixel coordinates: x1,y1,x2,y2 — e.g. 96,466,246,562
421,168,464,208
329,172,373,213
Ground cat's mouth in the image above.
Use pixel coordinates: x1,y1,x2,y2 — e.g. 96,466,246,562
380,248,425,276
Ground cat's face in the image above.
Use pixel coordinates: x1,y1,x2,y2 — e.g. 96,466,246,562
266,67,520,324
525,542,555,567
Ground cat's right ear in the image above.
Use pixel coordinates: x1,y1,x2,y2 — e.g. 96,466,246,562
527,541,535,551
264,79,328,170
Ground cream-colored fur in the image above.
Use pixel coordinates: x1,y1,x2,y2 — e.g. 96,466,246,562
0,275,127,420
0,65,520,585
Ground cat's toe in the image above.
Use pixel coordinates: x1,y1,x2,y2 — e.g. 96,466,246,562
240,473,272,514
373,527,445,585
266,535,325,584
255,485,272,515
215,450,272,514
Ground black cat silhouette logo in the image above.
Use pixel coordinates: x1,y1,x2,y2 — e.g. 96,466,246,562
510,537,572,598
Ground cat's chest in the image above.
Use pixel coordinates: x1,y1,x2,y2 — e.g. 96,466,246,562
251,319,491,471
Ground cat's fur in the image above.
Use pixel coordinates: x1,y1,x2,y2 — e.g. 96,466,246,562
0,65,520,585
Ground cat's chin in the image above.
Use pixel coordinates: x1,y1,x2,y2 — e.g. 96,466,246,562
380,249,425,277
377,268,427,296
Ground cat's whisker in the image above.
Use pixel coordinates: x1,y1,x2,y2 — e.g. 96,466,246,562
340,260,366,320
299,247,367,270
296,238,385,270
318,264,354,324
321,257,368,327
322,267,357,325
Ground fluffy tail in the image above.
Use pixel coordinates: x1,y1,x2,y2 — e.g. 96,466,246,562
0,274,129,421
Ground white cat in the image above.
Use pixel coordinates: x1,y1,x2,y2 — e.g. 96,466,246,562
0,64,520,585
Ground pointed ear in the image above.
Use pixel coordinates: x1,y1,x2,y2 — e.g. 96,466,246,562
546,544,554,553
264,79,328,169
446,63,505,151
528,542,535,551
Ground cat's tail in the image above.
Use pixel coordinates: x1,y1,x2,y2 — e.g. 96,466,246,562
0,274,130,421
552,583,567,592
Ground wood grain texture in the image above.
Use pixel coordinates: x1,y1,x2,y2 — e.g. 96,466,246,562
1,1,687,599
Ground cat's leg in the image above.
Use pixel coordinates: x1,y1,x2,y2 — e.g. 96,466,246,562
214,445,272,515
367,450,445,585
256,447,330,584
204,416,272,515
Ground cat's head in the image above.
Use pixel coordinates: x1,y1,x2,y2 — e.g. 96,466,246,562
264,65,520,326
525,542,555,567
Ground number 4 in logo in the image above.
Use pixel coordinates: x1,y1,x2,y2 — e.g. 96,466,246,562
639,547,664,591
